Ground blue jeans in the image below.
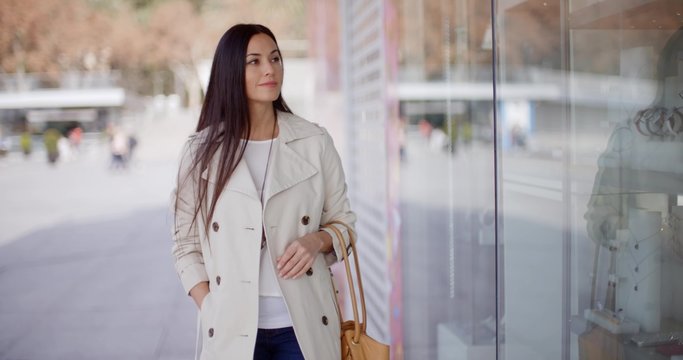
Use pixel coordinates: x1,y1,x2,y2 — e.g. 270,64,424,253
253,327,304,360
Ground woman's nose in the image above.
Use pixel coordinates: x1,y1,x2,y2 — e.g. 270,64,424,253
263,62,274,76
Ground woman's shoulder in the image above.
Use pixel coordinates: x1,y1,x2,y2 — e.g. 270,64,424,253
182,126,216,149
176,128,212,168
183,111,332,146
277,111,329,143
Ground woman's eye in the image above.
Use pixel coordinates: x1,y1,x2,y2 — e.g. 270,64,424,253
271,57,281,63
247,59,258,65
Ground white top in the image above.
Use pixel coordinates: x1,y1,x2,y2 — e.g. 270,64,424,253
242,138,293,329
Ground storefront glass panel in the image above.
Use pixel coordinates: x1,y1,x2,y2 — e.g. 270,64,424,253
495,1,683,359
396,0,497,358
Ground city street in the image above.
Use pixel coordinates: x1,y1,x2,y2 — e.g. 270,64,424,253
0,108,608,360
0,109,198,359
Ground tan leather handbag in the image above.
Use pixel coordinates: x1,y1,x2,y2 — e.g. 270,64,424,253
323,221,390,360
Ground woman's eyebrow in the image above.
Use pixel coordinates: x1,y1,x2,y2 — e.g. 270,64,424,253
246,49,280,57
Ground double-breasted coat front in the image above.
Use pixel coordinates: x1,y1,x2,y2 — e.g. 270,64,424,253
171,111,357,360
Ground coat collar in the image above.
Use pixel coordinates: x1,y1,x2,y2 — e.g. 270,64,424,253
275,111,324,144
199,111,321,201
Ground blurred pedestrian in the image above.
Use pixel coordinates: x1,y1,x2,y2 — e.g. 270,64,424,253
0,129,8,157
418,118,432,139
69,126,82,152
57,136,71,162
20,130,32,157
43,128,61,164
429,127,448,152
171,24,356,360
398,116,407,161
109,128,129,170
127,133,138,162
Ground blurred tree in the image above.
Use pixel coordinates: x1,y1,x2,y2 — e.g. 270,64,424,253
0,0,104,75
0,0,307,98
146,0,206,105
43,128,61,163
146,1,203,67
130,0,160,8
308,0,340,90
397,0,494,81
107,5,148,70
201,0,307,49
187,0,209,12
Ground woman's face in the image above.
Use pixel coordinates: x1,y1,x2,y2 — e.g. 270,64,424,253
244,33,283,107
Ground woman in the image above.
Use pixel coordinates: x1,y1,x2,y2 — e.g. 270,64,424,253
171,24,356,360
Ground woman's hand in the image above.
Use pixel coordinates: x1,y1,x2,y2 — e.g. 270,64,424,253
277,231,332,279
189,282,210,309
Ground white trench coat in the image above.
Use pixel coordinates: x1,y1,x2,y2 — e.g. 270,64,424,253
172,111,356,360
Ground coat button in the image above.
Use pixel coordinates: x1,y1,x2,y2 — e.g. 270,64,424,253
301,215,310,225
322,316,328,325
208,328,214,337
306,268,313,276
212,222,219,232
216,276,221,285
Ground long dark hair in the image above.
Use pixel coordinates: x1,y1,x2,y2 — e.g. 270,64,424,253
177,24,291,233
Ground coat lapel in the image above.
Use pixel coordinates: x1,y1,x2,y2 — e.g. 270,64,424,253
263,111,321,203
199,111,323,203
264,139,317,203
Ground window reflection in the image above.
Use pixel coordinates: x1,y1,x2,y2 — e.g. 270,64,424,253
581,26,683,359
497,1,683,360
389,0,683,359
397,0,496,358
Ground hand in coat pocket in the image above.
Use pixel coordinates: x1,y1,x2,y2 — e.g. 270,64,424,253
190,281,211,310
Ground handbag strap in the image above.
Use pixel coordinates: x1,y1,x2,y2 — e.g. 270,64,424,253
323,221,367,343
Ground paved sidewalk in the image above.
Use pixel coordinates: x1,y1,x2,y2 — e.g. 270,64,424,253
0,109,199,359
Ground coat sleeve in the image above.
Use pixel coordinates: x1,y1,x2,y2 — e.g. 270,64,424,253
318,129,357,266
171,137,209,295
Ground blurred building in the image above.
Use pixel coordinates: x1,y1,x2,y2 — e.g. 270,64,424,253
310,0,683,359
0,71,125,145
